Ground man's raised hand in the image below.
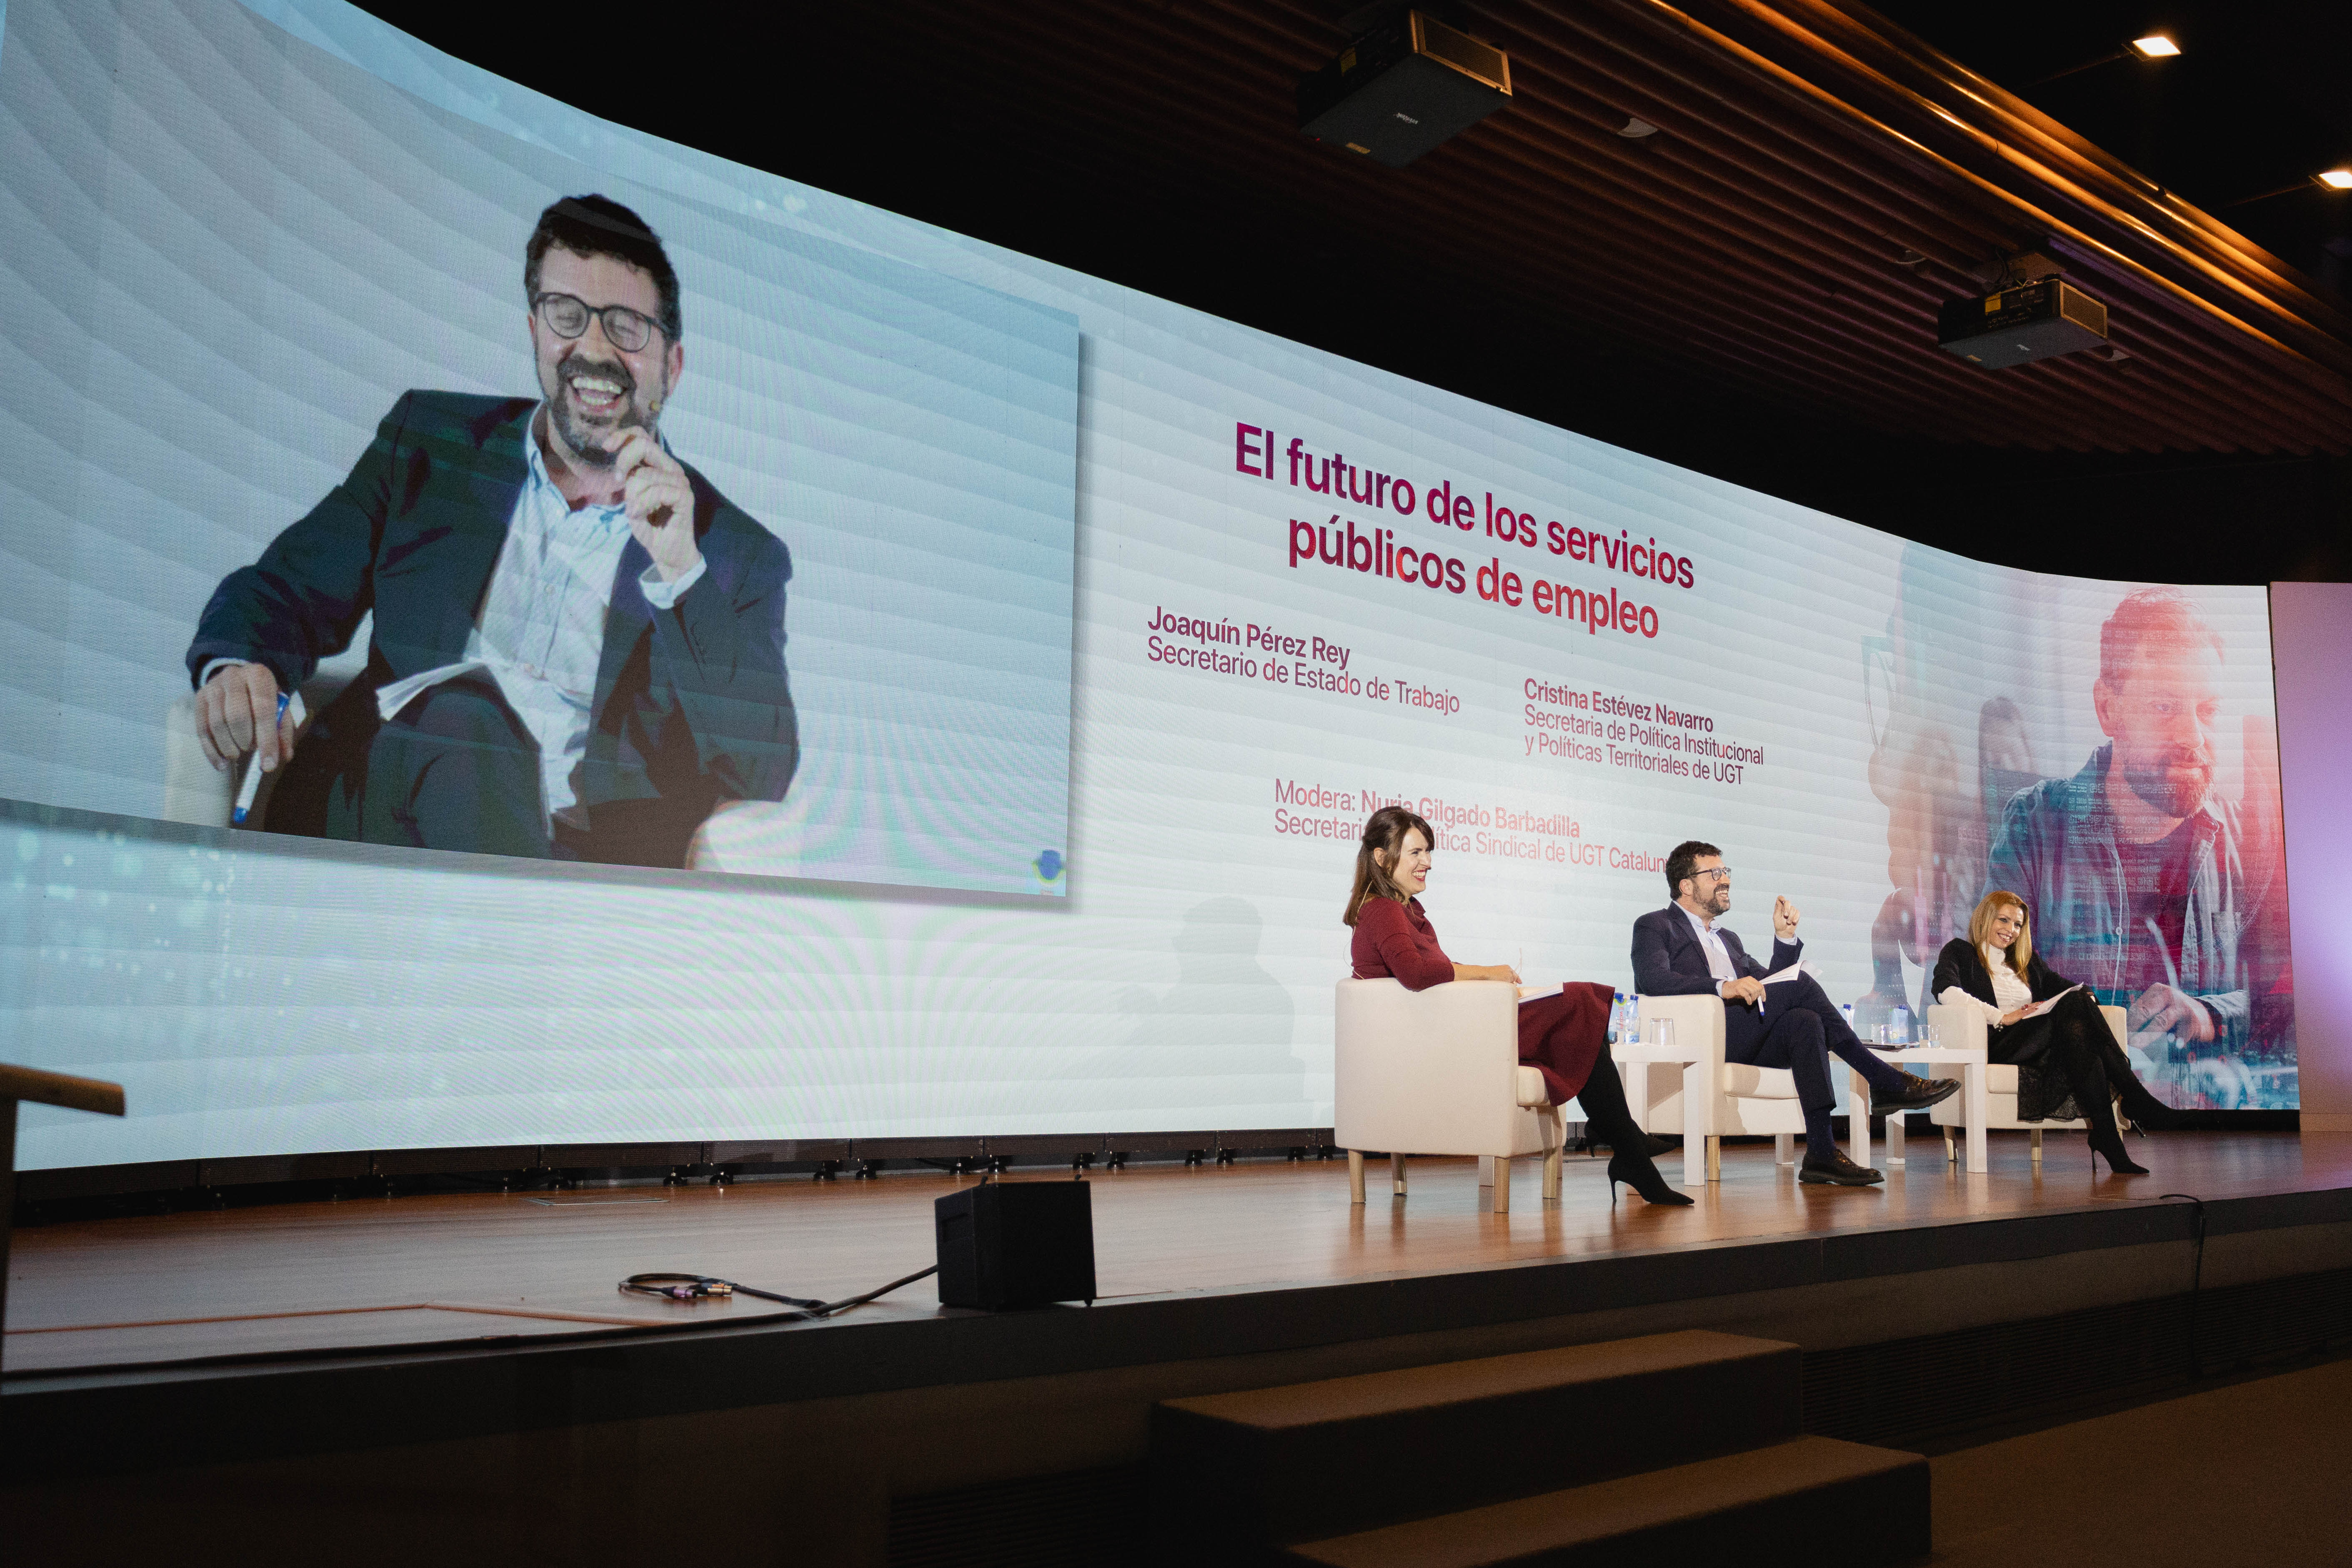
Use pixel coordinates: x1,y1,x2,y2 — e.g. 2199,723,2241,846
1773,895,1801,940
609,429,700,582
195,662,291,773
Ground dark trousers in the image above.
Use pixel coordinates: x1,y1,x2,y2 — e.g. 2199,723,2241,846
1722,972,1911,1158
358,675,554,859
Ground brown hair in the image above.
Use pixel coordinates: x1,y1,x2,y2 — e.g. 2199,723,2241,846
2099,587,2222,688
1664,839,1720,898
1343,806,1434,927
525,195,683,341
1968,890,2033,976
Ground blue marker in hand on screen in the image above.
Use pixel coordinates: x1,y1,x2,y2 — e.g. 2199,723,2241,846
232,690,305,825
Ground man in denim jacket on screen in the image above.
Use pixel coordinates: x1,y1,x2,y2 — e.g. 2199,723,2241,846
1986,588,2285,1103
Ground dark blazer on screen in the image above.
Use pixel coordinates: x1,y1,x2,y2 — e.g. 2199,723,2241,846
186,391,798,865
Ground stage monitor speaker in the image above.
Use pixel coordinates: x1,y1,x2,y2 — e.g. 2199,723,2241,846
935,1180,1096,1310
1298,10,1511,168
1938,279,2109,368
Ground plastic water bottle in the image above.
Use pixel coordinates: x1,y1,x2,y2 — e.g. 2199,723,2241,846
1609,992,1627,1041
1890,1005,1912,1046
1626,993,1642,1044
1841,1002,1855,1035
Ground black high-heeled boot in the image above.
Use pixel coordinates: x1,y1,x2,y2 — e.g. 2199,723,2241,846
1576,1052,1693,1207
2089,1121,2150,1175
2048,1012,2151,1173
2069,1008,2186,1133
2113,1074,2186,1132
1607,1148,1695,1206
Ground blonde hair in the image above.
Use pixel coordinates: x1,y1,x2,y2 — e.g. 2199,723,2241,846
1969,891,2033,976
1343,806,1434,927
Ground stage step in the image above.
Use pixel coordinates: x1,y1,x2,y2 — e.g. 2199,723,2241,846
1151,1329,1802,1551
1279,1435,1929,1567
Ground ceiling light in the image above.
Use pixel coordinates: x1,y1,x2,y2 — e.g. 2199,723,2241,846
2028,35,2182,86
2319,169,2352,190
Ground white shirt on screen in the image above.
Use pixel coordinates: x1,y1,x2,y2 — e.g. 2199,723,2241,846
208,409,705,828
1680,904,1738,996
1938,943,2033,1025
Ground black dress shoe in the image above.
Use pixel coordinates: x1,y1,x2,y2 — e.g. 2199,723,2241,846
1874,1076,1960,1113
1798,1151,1884,1186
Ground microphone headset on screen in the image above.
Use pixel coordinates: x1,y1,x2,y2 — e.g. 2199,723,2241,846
620,1265,938,1320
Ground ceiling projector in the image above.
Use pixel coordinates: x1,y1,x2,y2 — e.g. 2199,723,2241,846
1299,10,1512,168
1938,280,2110,369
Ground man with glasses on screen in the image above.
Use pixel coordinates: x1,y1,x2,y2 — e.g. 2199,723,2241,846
184,195,797,869
1631,842,1960,1185
1986,588,2275,1093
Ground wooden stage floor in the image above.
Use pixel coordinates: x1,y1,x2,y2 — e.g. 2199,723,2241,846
7,1131,2345,1377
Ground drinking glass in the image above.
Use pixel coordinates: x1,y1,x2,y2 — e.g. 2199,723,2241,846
1644,1017,1676,1051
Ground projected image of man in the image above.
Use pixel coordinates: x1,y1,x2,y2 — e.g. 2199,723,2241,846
1987,588,2270,1098
1631,843,1960,1185
185,196,797,869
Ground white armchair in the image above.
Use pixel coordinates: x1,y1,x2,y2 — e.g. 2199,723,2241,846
1334,979,1564,1213
160,672,788,873
1626,994,1808,1181
1923,1001,2131,1168
160,674,349,829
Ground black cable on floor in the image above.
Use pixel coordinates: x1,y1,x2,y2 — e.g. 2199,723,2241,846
619,1264,938,1320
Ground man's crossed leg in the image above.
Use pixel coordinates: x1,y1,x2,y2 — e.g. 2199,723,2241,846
1724,972,1957,1185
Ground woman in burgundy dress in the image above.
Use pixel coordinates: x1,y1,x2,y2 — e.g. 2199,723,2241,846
1345,805,1691,1206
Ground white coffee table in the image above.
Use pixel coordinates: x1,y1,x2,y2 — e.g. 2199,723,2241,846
1849,1048,1988,1173
1611,1038,1711,1190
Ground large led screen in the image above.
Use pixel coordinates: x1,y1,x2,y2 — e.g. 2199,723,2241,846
0,0,1079,892
1,0,2295,1172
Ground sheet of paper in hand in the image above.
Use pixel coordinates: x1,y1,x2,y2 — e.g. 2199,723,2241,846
2023,983,2088,1020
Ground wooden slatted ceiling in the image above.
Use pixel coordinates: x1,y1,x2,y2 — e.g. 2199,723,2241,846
879,0,2352,455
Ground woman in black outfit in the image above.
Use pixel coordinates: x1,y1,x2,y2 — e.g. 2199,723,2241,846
1932,891,2180,1175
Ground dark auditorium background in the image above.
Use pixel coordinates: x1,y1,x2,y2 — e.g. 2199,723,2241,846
10,2,2352,1563
367,0,2352,583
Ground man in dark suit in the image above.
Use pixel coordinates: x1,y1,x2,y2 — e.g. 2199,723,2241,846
186,195,796,870
1631,840,1958,1185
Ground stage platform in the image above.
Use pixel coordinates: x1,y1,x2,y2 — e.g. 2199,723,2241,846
10,1131,2352,1564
